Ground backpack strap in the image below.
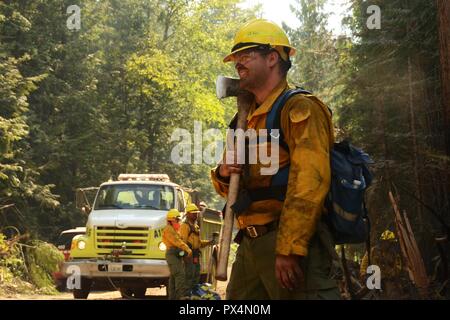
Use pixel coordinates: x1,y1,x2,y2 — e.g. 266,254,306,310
265,88,312,153
228,87,312,207
245,88,312,202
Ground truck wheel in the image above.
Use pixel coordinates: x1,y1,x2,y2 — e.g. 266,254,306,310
73,278,92,299
133,287,147,299
55,278,67,292
119,287,134,299
162,280,169,299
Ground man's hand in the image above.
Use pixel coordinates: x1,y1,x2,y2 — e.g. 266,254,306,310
218,151,243,178
275,254,304,290
219,163,242,178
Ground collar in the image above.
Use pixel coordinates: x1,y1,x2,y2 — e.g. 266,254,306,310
247,79,289,122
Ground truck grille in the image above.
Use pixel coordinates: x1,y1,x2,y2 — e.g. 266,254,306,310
95,226,150,256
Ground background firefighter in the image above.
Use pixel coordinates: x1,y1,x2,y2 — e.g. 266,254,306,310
162,209,192,300
180,203,214,291
360,230,406,299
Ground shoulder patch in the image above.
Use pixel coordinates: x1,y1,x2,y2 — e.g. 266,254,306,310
288,103,311,123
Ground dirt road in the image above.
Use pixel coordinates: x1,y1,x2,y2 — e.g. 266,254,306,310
1,275,229,300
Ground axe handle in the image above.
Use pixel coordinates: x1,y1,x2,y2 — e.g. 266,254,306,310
216,98,250,281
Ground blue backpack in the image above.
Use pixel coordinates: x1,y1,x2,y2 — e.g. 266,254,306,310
230,88,374,245
326,140,373,244
267,88,374,244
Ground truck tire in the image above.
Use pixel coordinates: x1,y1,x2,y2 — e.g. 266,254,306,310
119,287,134,299
133,287,147,299
55,278,67,292
73,278,92,299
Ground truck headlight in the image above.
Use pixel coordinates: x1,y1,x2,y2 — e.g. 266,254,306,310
77,240,86,250
158,242,166,251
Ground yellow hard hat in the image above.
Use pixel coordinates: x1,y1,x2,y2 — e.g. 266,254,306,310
167,209,181,221
186,203,200,213
380,230,396,241
223,19,296,63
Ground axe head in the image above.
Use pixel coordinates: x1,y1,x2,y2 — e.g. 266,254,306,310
216,76,240,99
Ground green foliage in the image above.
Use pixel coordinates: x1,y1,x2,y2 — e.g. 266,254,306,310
0,233,25,282
25,240,63,294
0,2,59,237
1,233,63,294
286,0,338,104
0,0,257,242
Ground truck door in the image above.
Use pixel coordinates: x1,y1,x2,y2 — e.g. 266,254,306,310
176,188,186,214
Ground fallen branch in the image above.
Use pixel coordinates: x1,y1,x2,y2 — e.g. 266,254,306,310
389,191,429,298
0,204,15,211
6,233,30,248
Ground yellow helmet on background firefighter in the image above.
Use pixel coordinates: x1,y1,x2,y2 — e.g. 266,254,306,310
223,19,296,63
186,203,200,213
380,230,396,241
166,209,181,221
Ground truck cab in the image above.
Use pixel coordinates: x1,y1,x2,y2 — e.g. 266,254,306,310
62,174,221,299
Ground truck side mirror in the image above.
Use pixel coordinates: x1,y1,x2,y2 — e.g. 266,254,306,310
81,205,91,215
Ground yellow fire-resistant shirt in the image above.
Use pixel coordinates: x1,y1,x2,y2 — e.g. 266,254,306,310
211,79,334,257
179,221,210,250
162,224,192,255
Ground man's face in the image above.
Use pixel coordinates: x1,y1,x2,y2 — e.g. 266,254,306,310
187,211,198,222
234,48,271,91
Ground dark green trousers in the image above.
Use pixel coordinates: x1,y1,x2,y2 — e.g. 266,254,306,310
185,259,201,290
226,228,340,300
166,249,189,299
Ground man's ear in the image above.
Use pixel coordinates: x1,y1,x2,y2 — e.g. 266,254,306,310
267,51,280,68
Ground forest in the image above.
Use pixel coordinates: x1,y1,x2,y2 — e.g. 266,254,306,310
0,0,449,299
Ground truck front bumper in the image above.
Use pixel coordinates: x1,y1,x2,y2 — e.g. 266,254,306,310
62,258,170,278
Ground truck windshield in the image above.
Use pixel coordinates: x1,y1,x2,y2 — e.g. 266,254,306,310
94,184,175,210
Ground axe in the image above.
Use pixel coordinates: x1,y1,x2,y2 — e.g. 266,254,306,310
215,76,252,281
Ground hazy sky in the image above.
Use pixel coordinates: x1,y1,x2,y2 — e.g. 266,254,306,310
239,0,351,35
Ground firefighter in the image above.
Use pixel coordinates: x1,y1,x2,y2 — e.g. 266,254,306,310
360,230,404,299
180,203,214,290
162,209,192,300
211,19,339,299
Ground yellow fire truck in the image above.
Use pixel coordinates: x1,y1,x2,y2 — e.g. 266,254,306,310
63,174,221,299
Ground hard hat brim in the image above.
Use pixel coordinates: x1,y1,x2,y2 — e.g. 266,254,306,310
223,45,296,63
223,44,261,63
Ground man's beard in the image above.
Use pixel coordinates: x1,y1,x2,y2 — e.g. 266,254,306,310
238,68,267,91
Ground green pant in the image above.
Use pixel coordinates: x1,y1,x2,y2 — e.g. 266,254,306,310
185,259,201,290
226,228,340,300
166,249,189,299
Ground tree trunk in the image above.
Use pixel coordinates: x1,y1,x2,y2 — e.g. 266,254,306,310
407,57,424,232
378,94,390,184
437,0,450,156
